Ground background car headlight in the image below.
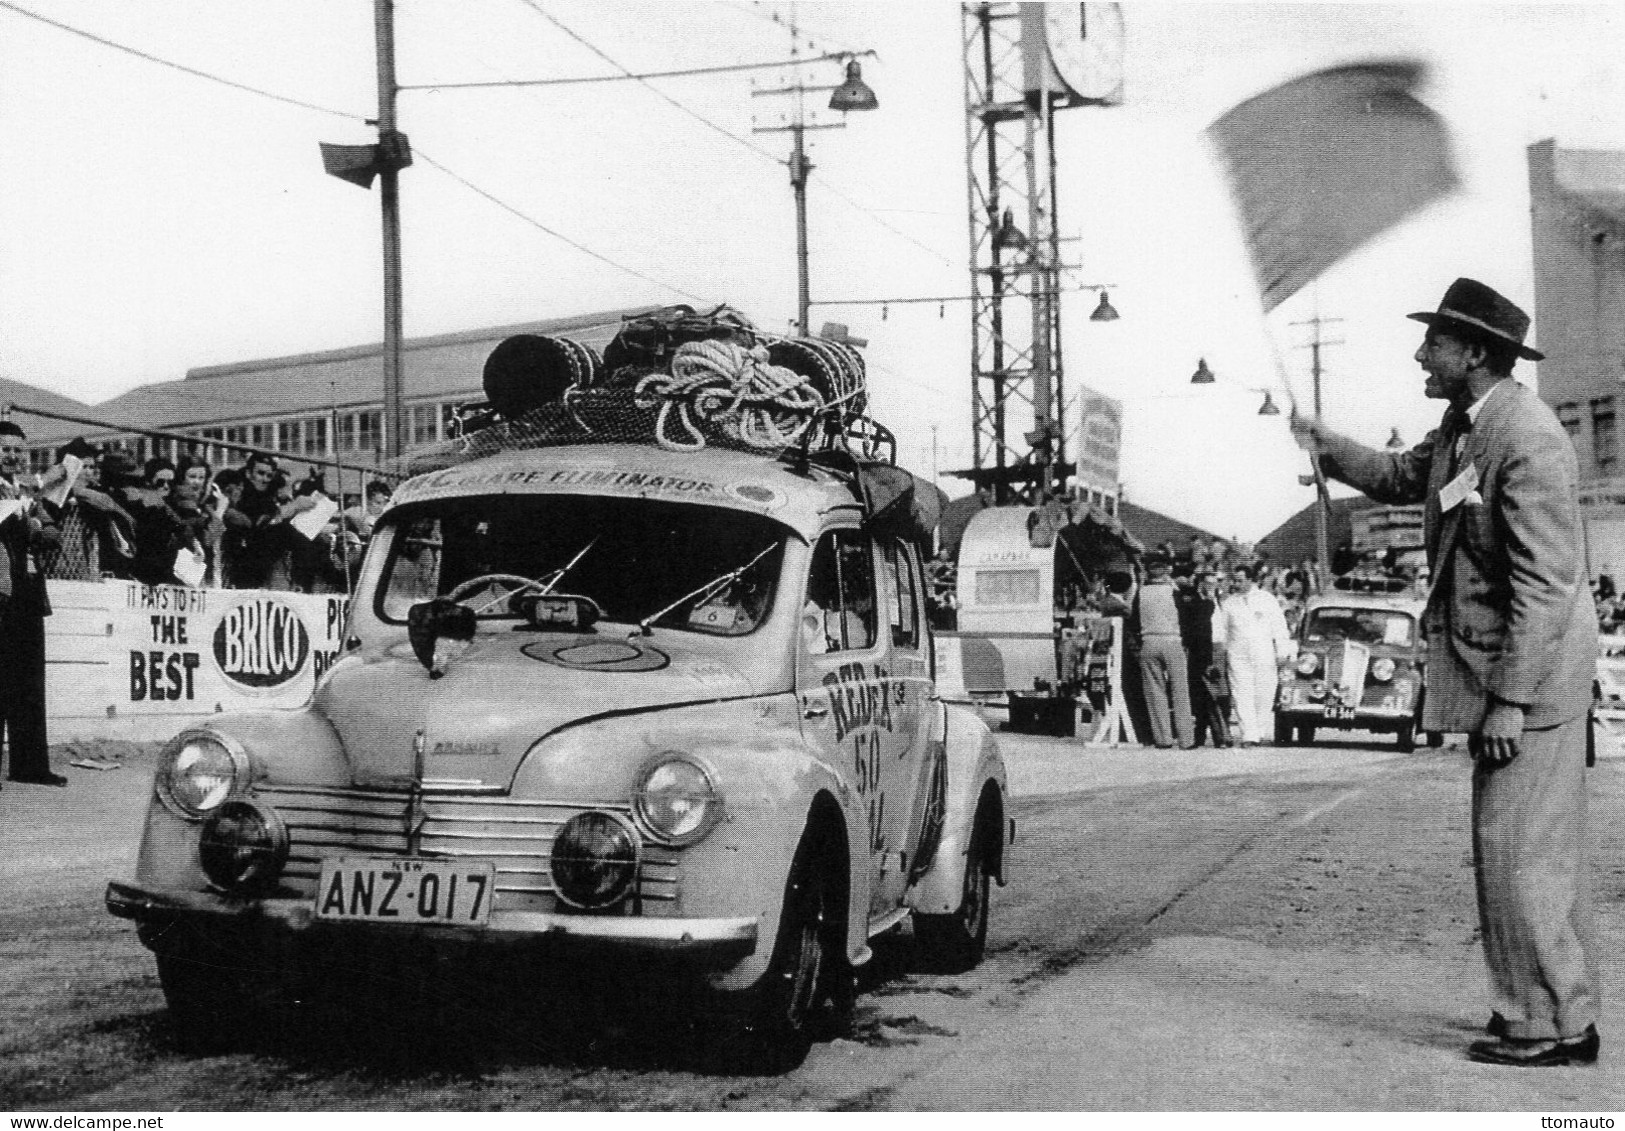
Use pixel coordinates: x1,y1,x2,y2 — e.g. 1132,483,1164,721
1296,653,1322,677
157,732,250,819
1371,658,1397,683
633,754,723,846
550,811,640,909
199,799,288,893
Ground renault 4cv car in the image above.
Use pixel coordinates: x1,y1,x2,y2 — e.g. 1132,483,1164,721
1273,575,1434,751
106,351,1008,1070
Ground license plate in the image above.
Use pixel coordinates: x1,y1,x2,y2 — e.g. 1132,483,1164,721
1324,705,1358,721
314,857,495,926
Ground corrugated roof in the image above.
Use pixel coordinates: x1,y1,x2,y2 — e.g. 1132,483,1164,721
0,376,96,440
10,305,669,445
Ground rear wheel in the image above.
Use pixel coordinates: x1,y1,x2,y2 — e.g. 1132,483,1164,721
1273,714,1294,744
1426,729,1445,748
915,805,992,974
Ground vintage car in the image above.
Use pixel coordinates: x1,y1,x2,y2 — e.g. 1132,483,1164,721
1273,577,1437,751
106,433,1009,1071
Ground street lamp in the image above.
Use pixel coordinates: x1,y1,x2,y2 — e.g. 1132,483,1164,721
1386,426,1405,450
1190,358,1216,384
1089,290,1121,322
1257,390,1281,416
753,50,879,336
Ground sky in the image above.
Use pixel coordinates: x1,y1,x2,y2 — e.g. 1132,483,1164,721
2,1,1624,541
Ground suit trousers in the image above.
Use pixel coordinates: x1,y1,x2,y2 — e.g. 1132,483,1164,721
1472,714,1600,1040
1137,634,1193,747
1227,644,1278,744
0,606,50,780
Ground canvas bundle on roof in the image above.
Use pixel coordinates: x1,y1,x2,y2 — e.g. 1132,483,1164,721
396,303,941,545
410,304,870,471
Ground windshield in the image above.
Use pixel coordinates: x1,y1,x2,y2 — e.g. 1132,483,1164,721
375,495,789,636
1304,606,1416,648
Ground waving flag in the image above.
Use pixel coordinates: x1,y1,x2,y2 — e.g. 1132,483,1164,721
1208,61,1458,312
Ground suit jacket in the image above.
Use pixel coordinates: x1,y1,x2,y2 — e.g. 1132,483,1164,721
1319,379,1595,731
0,478,58,618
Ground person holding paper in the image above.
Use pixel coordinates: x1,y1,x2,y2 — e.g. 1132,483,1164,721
0,420,65,787
1292,278,1600,1067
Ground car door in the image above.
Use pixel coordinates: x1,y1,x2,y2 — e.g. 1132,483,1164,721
797,527,899,916
871,536,936,910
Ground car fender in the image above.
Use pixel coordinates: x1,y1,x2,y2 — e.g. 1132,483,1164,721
906,700,1007,915
511,695,870,991
131,710,350,893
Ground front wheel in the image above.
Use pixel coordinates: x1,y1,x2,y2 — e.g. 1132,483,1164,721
154,942,290,1052
1396,721,1415,753
733,843,842,1073
1426,729,1445,748
1296,724,1317,746
915,807,992,974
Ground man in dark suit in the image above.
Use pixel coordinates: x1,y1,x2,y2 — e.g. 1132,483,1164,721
1294,278,1600,1067
0,420,66,787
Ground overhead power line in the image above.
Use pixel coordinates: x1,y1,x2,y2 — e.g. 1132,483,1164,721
520,1,784,166
0,0,367,121
523,1,956,269
415,150,710,303
398,50,865,91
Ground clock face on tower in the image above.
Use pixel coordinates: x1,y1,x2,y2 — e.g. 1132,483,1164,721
1044,2,1125,105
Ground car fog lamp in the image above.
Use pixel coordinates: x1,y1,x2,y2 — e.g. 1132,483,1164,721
633,755,722,846
158,732,249,819
1370,658,1397,683
198,800,287,893
1295,653,1322,677
550,811,640,910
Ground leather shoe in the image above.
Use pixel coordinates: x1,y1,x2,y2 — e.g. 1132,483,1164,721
1467,1024,1599,1067
10,771,67,787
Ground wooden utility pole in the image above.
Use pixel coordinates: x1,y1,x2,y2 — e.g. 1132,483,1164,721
374,0,405,463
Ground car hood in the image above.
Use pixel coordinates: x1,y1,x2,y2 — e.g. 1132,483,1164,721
315,629,770,790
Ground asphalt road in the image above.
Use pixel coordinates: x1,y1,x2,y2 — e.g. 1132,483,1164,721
3,728,1623,1112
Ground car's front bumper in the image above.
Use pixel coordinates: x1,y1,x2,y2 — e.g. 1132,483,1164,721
106,880,758,968
1274,704,1414,730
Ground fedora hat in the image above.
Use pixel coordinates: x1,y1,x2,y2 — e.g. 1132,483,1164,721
1407,278,1544,361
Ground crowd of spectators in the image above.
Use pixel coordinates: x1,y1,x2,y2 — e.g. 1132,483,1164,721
41,437,392,593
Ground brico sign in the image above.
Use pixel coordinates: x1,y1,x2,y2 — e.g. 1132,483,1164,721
212,598,312,689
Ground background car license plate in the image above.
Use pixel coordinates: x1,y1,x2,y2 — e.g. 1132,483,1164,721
315,858,495,925
1323,705,1358,720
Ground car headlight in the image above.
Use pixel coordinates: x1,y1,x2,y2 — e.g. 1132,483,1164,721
550,811,640,910
198,799,288,893
157,731,250,819
1371,658,1396,683
1296,652,1322,677
632,754,723,847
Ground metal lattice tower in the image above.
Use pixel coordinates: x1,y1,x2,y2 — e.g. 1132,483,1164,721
961,4,1120,504
963,4,1064,504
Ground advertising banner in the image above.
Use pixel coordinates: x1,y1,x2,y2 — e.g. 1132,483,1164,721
45,580,350,736
1074,387,1122,494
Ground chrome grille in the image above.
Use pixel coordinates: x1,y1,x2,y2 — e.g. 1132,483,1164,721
257,784,678,914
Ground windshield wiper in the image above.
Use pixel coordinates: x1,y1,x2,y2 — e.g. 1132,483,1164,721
538,536,599,596
464,537,599,616
635,543,777,637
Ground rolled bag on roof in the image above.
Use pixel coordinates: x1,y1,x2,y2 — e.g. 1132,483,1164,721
856,462,946,551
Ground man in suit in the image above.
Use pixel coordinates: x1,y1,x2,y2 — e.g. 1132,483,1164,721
0,420,66,787
1293,278,1600,1067
1128,552,1196,749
